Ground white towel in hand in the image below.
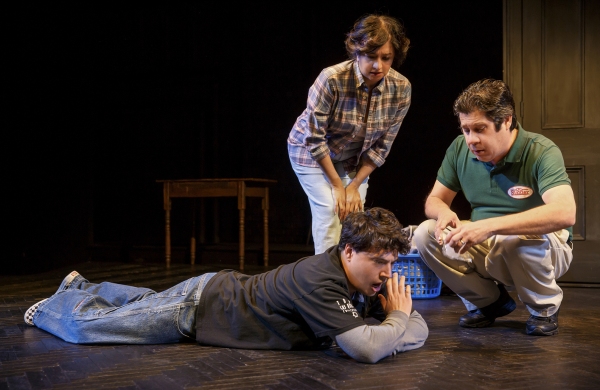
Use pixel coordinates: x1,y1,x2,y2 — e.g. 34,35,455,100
441,232,473,263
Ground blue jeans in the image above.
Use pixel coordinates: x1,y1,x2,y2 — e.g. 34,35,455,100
33,272,216,344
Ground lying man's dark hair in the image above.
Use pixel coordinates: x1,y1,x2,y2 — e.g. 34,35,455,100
338,207,410,255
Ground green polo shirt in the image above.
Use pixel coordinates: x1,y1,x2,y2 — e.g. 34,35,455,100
437,123,572,238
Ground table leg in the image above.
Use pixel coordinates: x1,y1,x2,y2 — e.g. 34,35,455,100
238,208,245,271
238,182,246,271
190,199,196,265
263,189,269,267
213,200,220,243
165,202,171,267
199,198,206,244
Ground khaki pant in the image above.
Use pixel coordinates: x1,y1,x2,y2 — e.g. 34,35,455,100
414,219,573,317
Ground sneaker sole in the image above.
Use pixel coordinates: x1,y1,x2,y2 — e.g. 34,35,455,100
459,318,496,328
24,298,48,326
460,297,517,328
526,327,559,336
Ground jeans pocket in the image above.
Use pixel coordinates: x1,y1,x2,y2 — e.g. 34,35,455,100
176,304,196,340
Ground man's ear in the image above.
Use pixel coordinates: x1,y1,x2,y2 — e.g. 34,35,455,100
344,244,354,261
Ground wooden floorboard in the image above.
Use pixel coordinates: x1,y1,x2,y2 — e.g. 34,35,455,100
1,261,599,389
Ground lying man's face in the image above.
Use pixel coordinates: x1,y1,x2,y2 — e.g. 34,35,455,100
342,244,397,296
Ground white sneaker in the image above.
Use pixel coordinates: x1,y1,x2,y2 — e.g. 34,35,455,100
24,298,48,326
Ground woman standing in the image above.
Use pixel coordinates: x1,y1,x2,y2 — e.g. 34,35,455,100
288,14,412,254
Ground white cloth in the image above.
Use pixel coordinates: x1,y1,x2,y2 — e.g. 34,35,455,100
440,231,474,264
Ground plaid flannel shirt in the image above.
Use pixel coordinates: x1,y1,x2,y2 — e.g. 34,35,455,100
287,60,411,172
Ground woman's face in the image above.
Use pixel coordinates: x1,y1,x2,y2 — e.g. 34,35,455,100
357,40,394,89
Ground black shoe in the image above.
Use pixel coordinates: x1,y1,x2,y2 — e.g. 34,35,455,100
526,310,559,336
459,284,517,328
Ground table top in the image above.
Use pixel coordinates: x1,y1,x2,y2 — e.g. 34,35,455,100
157,178,277,184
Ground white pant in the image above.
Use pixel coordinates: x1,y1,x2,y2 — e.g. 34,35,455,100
291,159,369,254
413,219,573,317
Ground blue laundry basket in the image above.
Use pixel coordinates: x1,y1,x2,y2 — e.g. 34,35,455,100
392,253,442,299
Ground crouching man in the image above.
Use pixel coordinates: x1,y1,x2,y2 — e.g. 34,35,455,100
413,79,575,336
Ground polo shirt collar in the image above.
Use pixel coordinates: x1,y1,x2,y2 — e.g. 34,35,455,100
474,122,527,171
503,122,527,164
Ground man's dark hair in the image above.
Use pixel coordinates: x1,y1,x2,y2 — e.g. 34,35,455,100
338,207,410,255
345,14,410,68
453,78,518,131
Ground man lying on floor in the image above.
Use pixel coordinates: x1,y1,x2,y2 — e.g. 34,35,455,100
24,207,428,364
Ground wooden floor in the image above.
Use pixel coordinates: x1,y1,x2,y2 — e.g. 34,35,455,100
1,260,600,389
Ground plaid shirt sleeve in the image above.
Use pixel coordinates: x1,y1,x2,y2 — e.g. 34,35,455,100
287,62,350,167
303,69,336,163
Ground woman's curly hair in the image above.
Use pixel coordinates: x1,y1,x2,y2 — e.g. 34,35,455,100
344,14,410,68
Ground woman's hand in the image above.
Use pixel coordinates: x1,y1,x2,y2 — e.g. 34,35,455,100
340,184,363,221
331,185,347,220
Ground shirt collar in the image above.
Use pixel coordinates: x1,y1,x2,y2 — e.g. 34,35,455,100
353,60,365,87
471,122,527,169
503,122,527,163
352,60,385,92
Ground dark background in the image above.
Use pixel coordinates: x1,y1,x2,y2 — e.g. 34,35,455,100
5,1,503,274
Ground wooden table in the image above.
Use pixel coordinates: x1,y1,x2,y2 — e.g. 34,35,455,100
157,178,277,270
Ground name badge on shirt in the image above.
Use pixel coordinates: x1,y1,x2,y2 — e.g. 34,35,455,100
508,186,534,199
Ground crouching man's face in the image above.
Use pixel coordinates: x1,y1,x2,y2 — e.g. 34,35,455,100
341,244,396,297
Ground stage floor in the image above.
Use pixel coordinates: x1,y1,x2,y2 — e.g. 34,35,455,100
1,261,599,389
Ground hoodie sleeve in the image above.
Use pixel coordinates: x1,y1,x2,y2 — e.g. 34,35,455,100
334,310,428,364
